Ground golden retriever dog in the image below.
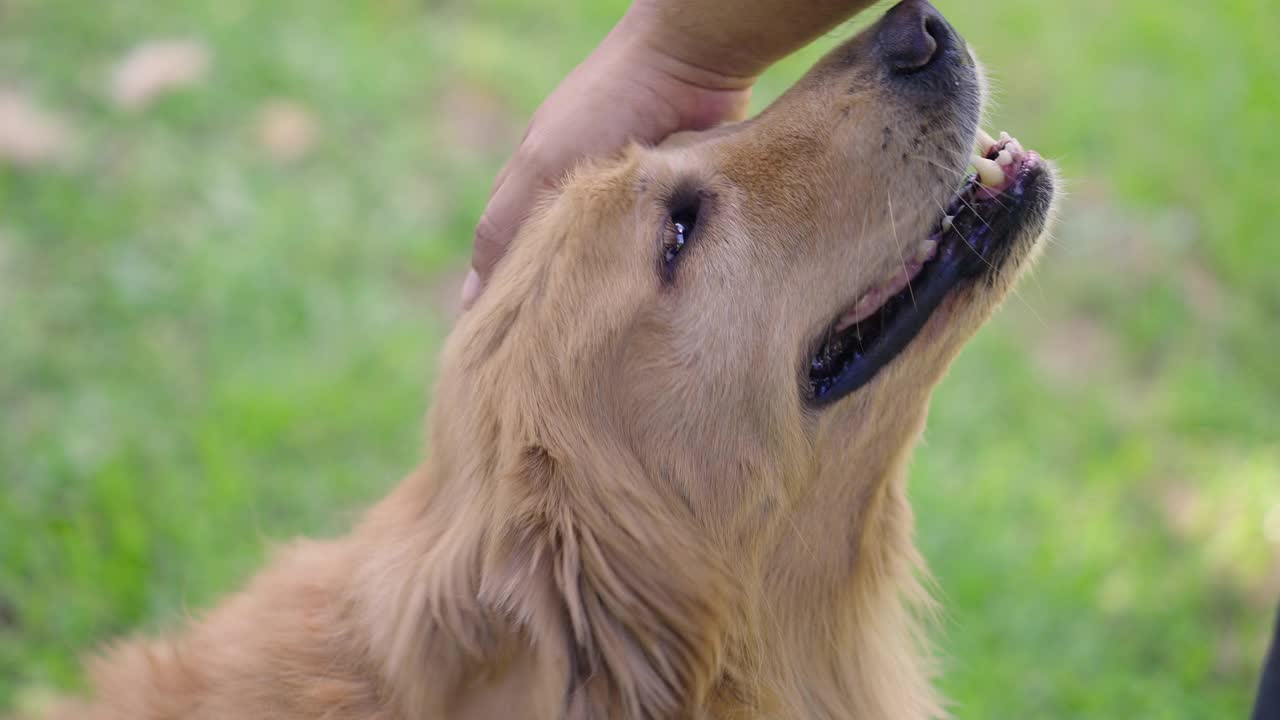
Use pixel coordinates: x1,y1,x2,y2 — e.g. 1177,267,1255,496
29,2,1057,718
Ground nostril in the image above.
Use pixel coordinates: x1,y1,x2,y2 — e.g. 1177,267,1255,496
878,0,951,74
923,15,948,53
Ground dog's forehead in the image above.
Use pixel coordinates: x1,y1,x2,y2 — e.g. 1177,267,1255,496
632,146,713,193
642,132,835,214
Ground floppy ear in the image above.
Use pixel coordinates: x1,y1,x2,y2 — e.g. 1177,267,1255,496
480,444,734,719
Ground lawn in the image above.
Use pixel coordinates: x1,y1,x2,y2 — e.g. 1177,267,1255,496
2,0,1277,716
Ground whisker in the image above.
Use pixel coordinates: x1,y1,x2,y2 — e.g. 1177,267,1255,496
898,152,1002,211
930,197,1049,327
851,203,871,352
901,153,1015,215
900,148,962,167
887,193,917,311
901,153,968,182
1007,280,1049,329
956,232,1000,275
969,183,1016,214
975,188,1013,214
928,195,999,276
855,203,869,301
953,192,995,233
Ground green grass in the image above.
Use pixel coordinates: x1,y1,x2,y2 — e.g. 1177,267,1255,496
2,0,1277,716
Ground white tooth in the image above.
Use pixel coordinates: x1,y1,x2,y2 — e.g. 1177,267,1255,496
1007,138,1024,154
915,238,937,262
995,149,1013,166
999,131,1012,144
973,156,1004,187
975,129,996,154
941,214,954,232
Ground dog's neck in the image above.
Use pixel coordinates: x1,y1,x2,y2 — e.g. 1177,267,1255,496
348,392,940,719
741,437,941,719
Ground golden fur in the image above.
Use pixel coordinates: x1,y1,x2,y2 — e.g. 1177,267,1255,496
28,12,1056,720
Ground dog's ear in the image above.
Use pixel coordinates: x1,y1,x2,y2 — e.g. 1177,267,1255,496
354,460,575,720
360,442,734,719
481,444,733,719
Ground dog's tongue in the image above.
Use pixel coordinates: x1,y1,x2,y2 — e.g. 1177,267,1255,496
835,258,926,331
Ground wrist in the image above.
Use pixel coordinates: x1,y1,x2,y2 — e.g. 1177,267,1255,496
617,1,772,85
606,8,756,128
615,6,758,91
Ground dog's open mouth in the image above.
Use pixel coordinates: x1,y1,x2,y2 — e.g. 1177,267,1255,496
809,130,1048,405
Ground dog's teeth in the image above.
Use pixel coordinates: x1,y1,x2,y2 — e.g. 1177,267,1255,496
975,129,996,155
941,214,954,232
972,155,1004,186
1007,138,1024,154
915,239,937,262
995,149,1013,166
999,131,1012,144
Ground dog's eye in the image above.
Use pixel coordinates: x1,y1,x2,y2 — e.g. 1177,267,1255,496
663,218,690,264
662,203,699,266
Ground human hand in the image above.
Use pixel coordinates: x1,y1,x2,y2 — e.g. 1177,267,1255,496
461,12,754,309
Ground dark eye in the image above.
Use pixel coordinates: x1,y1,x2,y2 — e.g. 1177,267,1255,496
662,200,700,267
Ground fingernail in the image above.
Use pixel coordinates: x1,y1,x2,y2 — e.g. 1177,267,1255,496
459,269,481,310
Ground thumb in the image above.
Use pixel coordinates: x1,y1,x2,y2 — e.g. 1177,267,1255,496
462,160,549,310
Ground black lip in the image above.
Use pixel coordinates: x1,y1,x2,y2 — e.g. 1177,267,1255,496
808,156,1050,406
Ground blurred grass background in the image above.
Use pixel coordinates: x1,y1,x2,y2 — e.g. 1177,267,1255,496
1,0,1277,716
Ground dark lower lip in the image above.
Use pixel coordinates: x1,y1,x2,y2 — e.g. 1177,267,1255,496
808,155,1050,406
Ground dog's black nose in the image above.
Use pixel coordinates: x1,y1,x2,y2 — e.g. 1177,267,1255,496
876,0,953,73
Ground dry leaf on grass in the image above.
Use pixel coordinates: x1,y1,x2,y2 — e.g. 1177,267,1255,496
0,89,73,167
111,39,211,110
255,99,318,161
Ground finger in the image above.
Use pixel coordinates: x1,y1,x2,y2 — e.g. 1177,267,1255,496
489,156,515,196
461,164,514,310
471,171,533,277
459,268,482,310
463,163,547,309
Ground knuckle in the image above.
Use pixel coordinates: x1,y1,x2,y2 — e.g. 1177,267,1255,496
516,134,556,177
471,211,507,269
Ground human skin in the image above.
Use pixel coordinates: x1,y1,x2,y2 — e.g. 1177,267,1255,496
462,0,880,307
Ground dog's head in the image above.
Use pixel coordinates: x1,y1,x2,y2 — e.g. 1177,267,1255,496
415,1,1057,714
442,0,1055,536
